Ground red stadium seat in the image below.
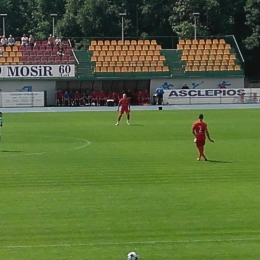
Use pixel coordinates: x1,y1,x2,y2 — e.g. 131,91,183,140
37,51,44,56
30,51,37,56
40,46,46,51
44,51,51,56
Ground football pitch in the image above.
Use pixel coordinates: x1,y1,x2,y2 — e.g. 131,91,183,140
0,108,260,260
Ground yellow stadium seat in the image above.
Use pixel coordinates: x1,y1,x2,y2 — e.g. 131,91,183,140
151,40,157,45
146,56,152,61
131,40,137,45
213,65,220,71
177,44,184,50
7,57,13,63
163,66,169,72
119,56,125,62
88,45,94,51
142,45,148,51
229,60,235,65
94,67,101,73
188,55,194,61
103,62,109,67
220,65,227,71
195,55,201,61
198,45,204,50
144,40,150,45
207,66,213,71
111,40,117,45
215,61,221,66
133,56,139,62
15,41,21,46
219,39,226,44
105,56,111,62
121,51,127,56
112,56,118,62
192,39,199,45
192,66,199,71
213,39,219,44
212,44,218,50
134,50,140,56
97,40,103,46
156,45,162,50
193,61,200,66
128,50,134,56
107,51,113,56
129,45,135,51
100,51,106,56
126,56,132,62
104,40,110,46
118,40,124,45
97,56,104,62
3,52,8,57
230,54,236,60
115,67,121,72
139,56,145,61
206,39,212,45
199,39,205,45
122,67,128,72
156,66,163,72
228,65,234,70
149,45,156,51
184,45,190,50
142,66,149,72
185,66,192,71
179,39,185,45
199,66,206,71
210,49,217,55
124,40,131,45
137,40,144,45
91,56,97,62
218,44,225,50
216,55,222,60
224,49,230,55
136,45,142,51
160,56,165,61
205,44,211,50
208,61,214,66
116,46,122,51
110,62,116,67
135,67,141,72
108,67,114,72
95,46,101,51
102,46,108,51
122,46,128,51
108,46,115,51
91,40,97,46
114,51,120,56
217,49,223,55
201,61,207,66
235,65,241,70
96,62,102,67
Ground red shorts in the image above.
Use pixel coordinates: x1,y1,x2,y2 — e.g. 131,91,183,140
120,108,130,114
195,139,205,147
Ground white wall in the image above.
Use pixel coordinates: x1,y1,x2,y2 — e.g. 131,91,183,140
0,80,56,105
150,77,244,98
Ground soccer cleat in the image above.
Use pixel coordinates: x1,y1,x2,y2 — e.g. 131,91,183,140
197,157,201,161
205,157,208,161
127,121,130,125
115,122,119,126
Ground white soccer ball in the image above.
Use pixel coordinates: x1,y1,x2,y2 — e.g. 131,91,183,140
127,251,138,260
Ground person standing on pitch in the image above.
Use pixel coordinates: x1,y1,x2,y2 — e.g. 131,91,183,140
115,94,130,126
192,114,214,161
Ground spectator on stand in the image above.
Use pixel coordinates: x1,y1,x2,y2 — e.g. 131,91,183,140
0,48,3,57
57,44,64,57
141,90,150,104
7,35,15,46
55,37,61,46
29,35,35,48
21,34,29,46
1,35,8,47
48,34,55,46
69,91,74,106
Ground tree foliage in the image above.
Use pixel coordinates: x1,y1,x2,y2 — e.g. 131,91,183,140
0,0,259,76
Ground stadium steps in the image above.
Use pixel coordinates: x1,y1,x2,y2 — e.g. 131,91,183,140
161,49,185,77
74,50,94,79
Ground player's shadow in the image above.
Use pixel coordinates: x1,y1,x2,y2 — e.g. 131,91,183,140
207,159,233,163
129,124,144,127
1,150,22,153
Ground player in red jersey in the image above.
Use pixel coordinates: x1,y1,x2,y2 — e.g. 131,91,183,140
192,114,214,161
115,94,130,126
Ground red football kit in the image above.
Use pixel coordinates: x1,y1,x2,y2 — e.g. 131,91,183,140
192,120,207,147
119,97,130,114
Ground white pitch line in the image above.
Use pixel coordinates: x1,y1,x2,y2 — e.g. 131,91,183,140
47,107,56,112
2,237,260,249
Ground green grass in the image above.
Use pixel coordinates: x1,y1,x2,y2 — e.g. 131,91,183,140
0,109,260,260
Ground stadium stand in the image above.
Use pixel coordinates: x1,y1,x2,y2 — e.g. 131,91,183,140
0,40,75,65
177,38,242,74
88,40,170,76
